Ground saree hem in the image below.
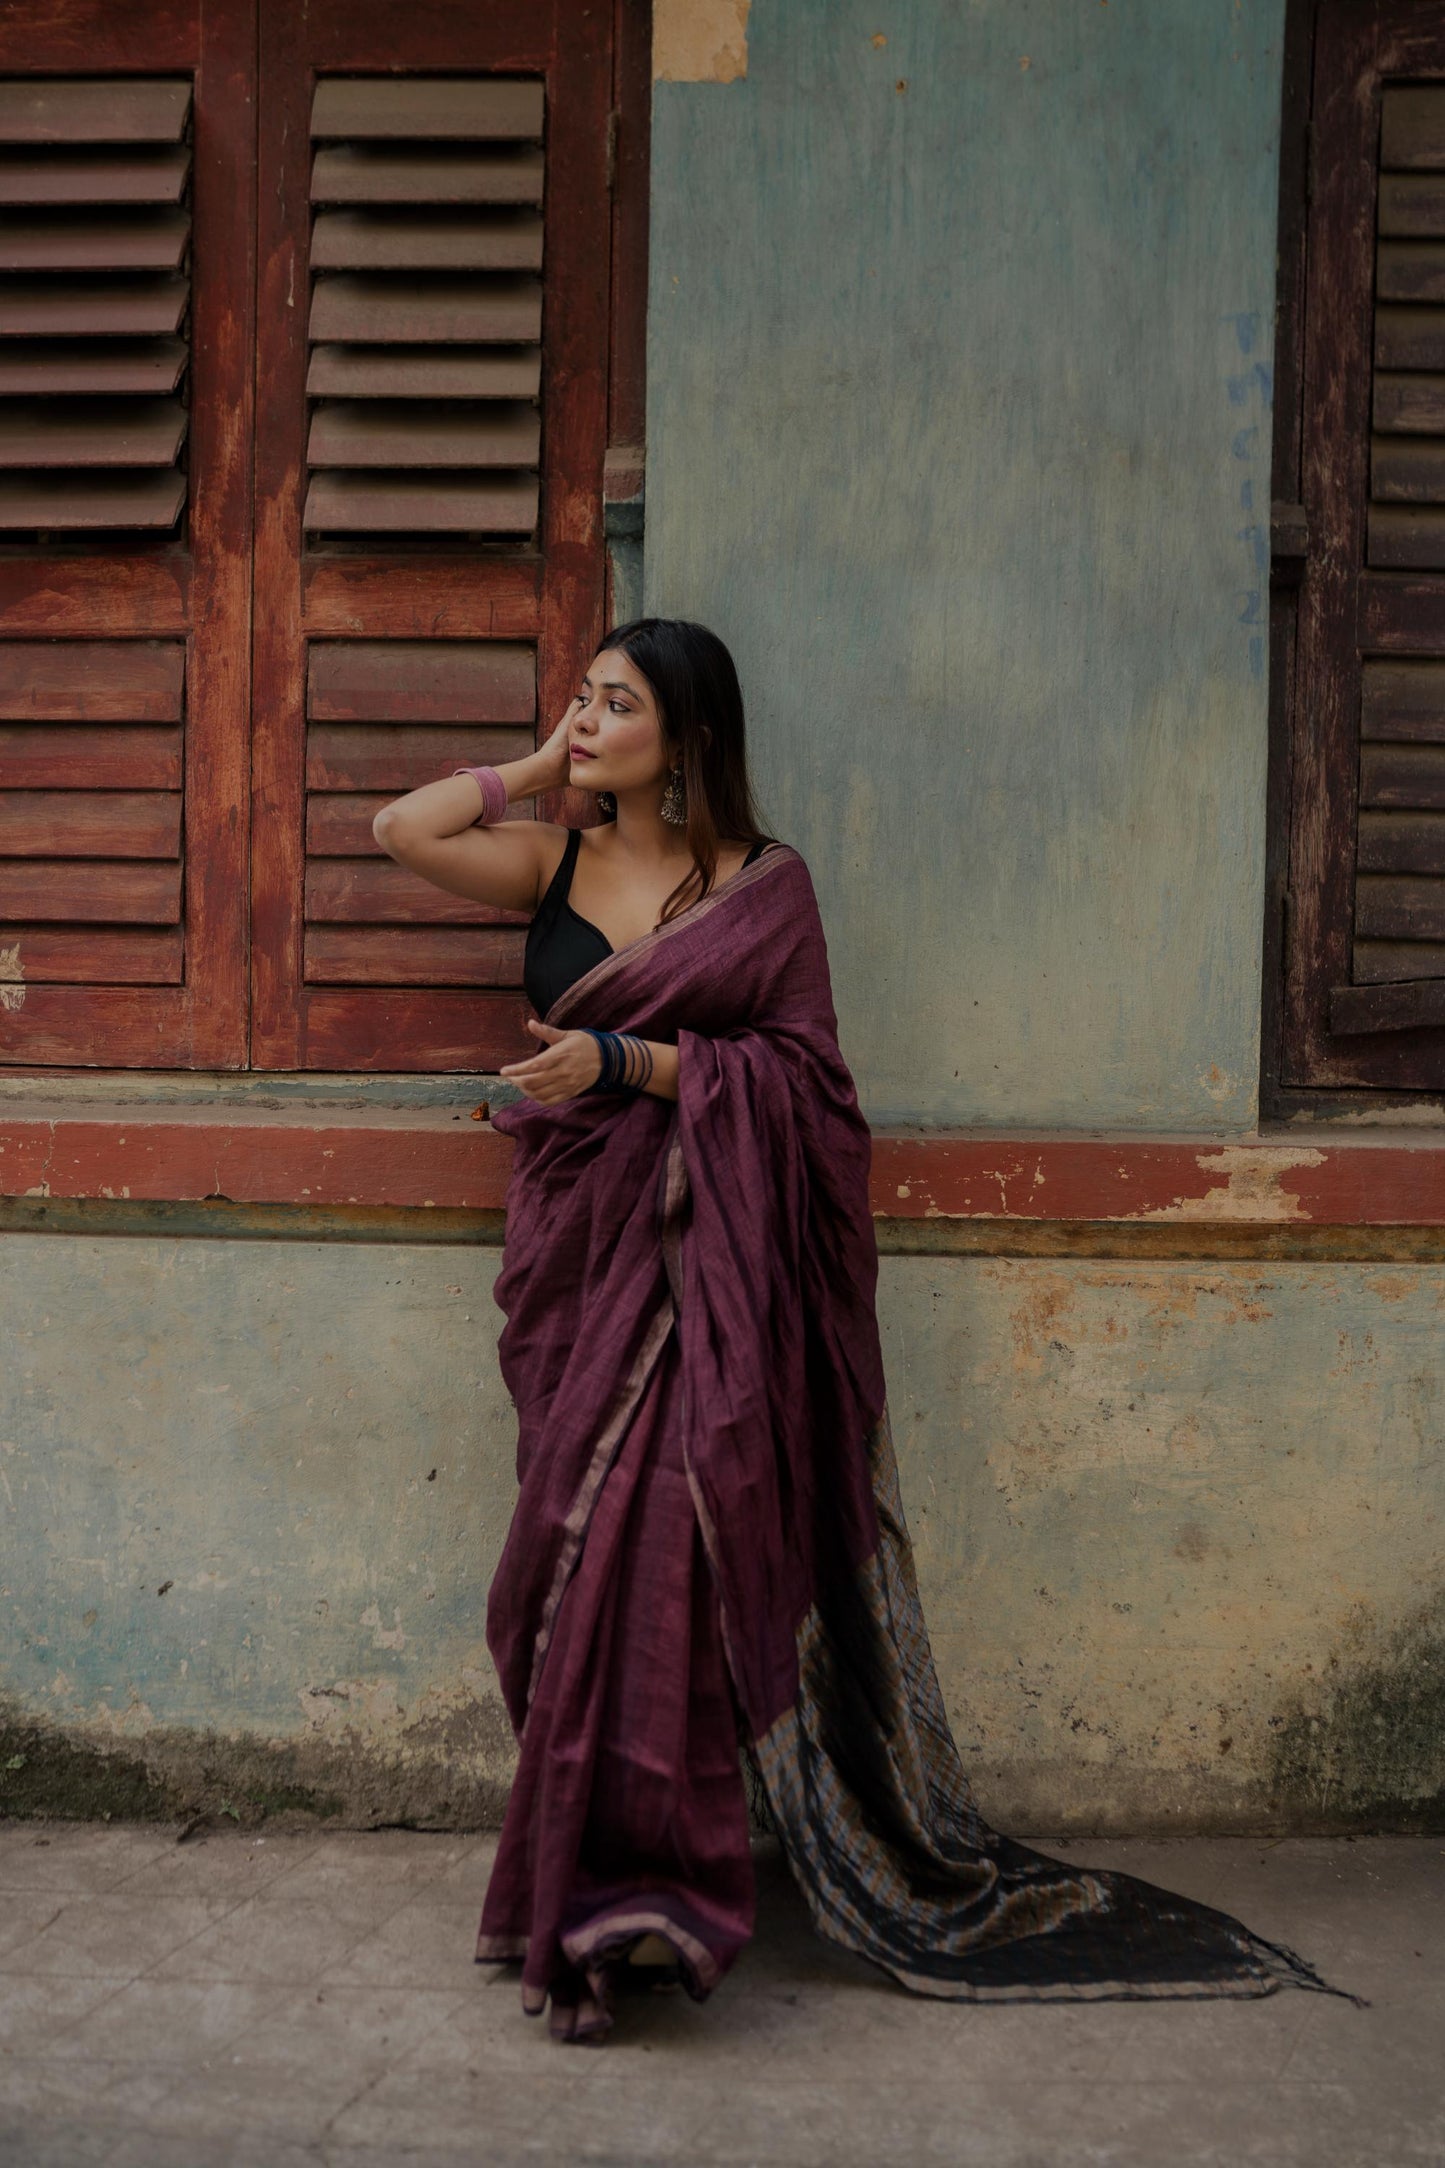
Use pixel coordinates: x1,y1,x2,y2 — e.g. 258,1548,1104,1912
563,1909,721,1997
478,1912,724,1998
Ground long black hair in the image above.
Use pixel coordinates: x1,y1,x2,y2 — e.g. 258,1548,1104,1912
592,617,776,925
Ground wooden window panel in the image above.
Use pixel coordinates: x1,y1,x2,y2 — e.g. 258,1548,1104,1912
251,0,613,1071
1277,0,1445,1095
0,0,252,1068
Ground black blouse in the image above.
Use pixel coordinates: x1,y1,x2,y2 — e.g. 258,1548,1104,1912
524,829,772,1016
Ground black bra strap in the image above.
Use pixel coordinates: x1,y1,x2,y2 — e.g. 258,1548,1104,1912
537,825,582,916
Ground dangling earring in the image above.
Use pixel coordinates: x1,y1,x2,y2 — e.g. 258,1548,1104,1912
660,765,687,826
595,789,616,817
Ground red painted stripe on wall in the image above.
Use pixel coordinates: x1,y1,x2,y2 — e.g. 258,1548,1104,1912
4,1109,1445,1221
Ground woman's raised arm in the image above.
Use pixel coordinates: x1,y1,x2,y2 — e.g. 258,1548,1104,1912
371,706,578,913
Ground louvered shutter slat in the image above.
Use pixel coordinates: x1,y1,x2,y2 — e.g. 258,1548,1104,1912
1376,305,1445,369
1353,940,1445,984
1381,85,1445,168
305,344,539,399
1357,811,1445,873
303,926,526,988
0,726,182,789
310,78,542,140
0,791,182,857
305,858,526,926
1374,375,1445,432
1366,504,1445,567
0,927,180,986
0,145,190,203
307,400,538,469
305,724,533,793
311,144,543,206
0,398,186,466
1371,438,1445,498
1361,660,1445,738
0,470,185,527
0,639,184,716
0,275,188,336
308,274,541,346
0,79,191,143
302,792,529,854
311,210,542,272
1377,241,1445,302
0,465,186,526
0,209,190,271
1360,744,1445,806
1378,174,1445,236
307,639,534,721
0,339,186,394
0,860,181,922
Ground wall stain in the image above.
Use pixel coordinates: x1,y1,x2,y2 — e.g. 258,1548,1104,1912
653,0,749,83
0,1690,517,1831
1266,1586,1445,1831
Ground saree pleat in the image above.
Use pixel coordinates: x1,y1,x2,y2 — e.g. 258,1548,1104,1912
481,842,1367,2028
478,1308,755,2025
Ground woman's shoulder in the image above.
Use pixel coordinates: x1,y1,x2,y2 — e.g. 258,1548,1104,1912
752,836,807,874
736,838,817,909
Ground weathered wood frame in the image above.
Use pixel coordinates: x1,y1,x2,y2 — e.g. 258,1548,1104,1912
249,0,618,1070
0,0,646,1076
1266,0,1445,1113
0,0,255,1069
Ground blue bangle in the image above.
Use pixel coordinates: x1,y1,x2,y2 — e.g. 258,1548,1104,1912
581,1028,650,1095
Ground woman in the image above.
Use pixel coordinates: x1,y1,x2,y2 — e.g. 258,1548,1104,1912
374,617,1363,2042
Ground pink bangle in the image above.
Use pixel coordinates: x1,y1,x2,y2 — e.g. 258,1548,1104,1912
451,765,509,826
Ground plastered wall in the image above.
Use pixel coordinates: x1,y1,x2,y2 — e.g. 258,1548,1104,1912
3,1232,1439,1833
645,0,1285,1129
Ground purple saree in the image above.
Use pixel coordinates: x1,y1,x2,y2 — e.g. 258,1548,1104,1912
478,842,1363,2036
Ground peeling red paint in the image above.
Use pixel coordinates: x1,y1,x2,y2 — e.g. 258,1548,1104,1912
867,1134,1445,1225
3,1117,1445,1222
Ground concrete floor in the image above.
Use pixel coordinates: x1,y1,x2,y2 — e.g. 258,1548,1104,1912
0,1824,1438,2168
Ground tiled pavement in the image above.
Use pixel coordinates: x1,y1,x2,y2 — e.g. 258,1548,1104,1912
0,1823,1439,2167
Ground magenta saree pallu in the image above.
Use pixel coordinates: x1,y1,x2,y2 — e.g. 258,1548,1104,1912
479,844,1363,2036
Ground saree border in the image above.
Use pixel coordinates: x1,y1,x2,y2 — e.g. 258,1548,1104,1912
521,1290,678,1717
657,1124,755,1715
476,1912,719,1993
545,841,802,1027
561,1907,721,1992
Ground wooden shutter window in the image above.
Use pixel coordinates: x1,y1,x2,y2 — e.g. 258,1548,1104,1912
302,638,533,987
251,3,611,1071
1333,79,1445,1035
304,76,543,539
0,639,185,992
0,77,191,534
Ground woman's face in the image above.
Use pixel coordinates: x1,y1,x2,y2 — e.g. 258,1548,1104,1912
568,647,672,795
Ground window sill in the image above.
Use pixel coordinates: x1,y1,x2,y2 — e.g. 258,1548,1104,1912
2,1082,1445,1225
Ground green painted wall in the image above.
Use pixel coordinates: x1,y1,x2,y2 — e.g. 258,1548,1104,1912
645,0,1285,1129
3,1232,1440,1832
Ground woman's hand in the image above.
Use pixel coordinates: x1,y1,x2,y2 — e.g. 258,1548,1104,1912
499,1018,603,1104
534,700,584,792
